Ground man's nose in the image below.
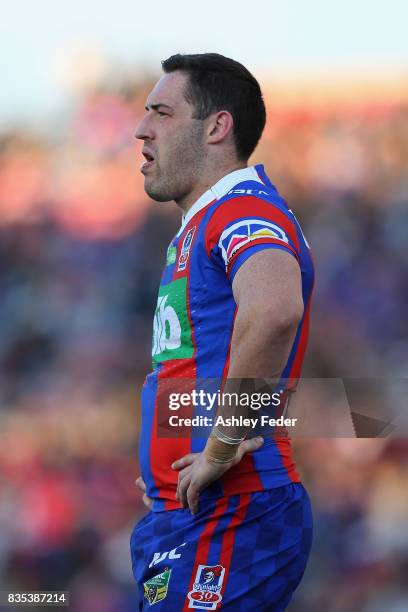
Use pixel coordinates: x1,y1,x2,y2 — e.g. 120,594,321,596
135,114,153,141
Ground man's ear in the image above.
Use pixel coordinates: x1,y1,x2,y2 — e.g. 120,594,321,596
207,111,234,144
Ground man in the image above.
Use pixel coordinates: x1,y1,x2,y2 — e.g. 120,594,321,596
131,53,314,611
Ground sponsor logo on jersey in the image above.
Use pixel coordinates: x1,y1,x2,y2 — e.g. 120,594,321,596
144,567,171,605
187,564,225,610
166,245,177,265
177,226,196,271
153,294,181,356
149,542,187,568
152,277,194,366
219,219,289,267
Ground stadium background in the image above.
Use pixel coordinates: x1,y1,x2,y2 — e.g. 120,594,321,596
1,2,407,610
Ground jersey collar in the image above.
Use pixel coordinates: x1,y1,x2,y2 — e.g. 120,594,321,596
177,165,265,237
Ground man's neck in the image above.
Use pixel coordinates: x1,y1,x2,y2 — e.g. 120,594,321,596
176,162,247,215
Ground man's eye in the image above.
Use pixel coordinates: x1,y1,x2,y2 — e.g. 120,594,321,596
157,111,167,117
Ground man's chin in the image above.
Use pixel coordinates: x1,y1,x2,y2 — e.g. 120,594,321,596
144,182,173,203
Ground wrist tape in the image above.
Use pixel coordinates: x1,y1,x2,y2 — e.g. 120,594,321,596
204,428,245,464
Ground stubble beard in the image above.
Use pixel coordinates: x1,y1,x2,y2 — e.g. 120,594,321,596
144,122,205,204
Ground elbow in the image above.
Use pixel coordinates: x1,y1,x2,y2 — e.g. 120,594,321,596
274,308,303,337
283,299,304,330
253,299,304,336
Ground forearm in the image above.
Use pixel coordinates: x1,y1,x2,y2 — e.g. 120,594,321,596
204,308,301,462
228,306,300,379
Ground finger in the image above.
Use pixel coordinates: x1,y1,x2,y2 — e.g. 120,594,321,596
135,476,147,492
142,493,153,510
178,464,193,482
234,436,264,464
171,453,198,470
241,436,264,452
178,473,192,508
176,464,193,500
176,468,190,501
187,483,199,515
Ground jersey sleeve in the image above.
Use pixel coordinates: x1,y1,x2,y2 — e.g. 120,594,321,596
204,195,300,282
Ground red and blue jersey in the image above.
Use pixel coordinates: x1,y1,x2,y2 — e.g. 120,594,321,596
139,164,314,511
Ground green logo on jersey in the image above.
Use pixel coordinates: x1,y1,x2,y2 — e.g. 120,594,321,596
143,567,171,605
166,245,177,265
152,277,194,366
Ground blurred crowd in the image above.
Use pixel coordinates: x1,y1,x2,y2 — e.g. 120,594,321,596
0,74,407,611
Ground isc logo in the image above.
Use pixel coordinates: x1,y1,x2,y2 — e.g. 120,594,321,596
227,188,269,195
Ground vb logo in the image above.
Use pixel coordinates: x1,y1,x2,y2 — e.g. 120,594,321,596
152,295,181,356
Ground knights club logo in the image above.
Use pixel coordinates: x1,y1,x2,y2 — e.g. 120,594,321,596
177,226,196,271
187,564,225,610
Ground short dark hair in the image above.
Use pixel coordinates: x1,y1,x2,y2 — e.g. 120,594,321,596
161,53,266,161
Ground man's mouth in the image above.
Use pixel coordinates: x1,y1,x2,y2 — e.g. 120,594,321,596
141,151,156,173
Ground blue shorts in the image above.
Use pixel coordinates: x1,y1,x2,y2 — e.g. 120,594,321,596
130,483,313,611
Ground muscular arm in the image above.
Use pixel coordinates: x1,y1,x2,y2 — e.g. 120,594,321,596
176,249,304,513
228,249,304,379
203,248,304,451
